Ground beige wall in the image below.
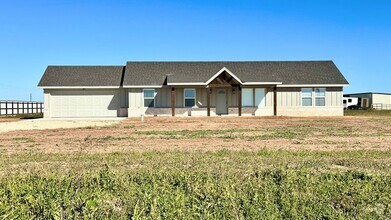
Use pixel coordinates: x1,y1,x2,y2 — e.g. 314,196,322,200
276,87,344,116
43,89,51,118
43,89,122,118
128,86,274,116
128,86,344,117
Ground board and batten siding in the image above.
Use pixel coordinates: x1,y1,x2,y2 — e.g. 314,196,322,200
276,87,344,116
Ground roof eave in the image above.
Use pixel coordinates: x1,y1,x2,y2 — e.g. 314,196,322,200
277,84,349,87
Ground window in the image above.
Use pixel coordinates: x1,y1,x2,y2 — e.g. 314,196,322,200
315,88,326,106
144,89,155,107
242,88,253,107
343,100,347,104
348,98,352,103
255,88,266,107
301,88,313,106
184,89,196,107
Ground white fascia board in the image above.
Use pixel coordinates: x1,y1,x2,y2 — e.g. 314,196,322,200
205,67,243,85
277,84,349,87
39,86,121,89
167,82,206,86
242,82,282,85
123,85,163,88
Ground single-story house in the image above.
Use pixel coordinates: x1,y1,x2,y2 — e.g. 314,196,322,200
344,92,391,110
38,61,349,118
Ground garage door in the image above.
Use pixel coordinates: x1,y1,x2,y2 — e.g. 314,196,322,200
50,90,120,117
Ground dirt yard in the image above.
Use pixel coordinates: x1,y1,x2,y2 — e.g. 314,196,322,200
0,115,390,154
0,118,124,133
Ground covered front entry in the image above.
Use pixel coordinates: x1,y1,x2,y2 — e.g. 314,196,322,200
206,68,242,116
216,88,228,115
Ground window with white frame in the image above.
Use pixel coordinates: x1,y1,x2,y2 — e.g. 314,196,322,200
242,88,266,107
301,88,313,106
315,88,326,106
242,88,253,107
184,89,196,107
143,89,155,107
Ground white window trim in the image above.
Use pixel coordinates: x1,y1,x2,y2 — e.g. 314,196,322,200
184,88,196,108
315,88,326,107
301,88,313,107
242,88,254,107
301,88,327,107
143,89,155,108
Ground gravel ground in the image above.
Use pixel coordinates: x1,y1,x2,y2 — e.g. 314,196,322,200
0,118,124,133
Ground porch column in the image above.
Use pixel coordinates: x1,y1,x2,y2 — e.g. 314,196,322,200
273,86,277,116
238,87,242,116
171,87,175,116
207,88,211,116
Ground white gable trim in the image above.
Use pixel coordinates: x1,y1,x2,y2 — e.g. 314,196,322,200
242,82,282,85
205,67,243,85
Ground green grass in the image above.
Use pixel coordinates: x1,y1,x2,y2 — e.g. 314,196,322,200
0,150,390,219
135,125,390,140
344,109,391,116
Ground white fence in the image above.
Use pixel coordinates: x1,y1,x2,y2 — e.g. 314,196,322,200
0,101,44,116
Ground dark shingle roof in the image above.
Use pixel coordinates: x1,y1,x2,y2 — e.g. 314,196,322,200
38,66,124,87
38,61,348,87
123,61,348,86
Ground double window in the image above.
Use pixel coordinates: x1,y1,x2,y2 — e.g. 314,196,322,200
241,88,266,107
184,89,196,107
301,88,326,106
143,89,155,107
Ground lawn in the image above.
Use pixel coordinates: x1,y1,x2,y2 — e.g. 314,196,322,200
344,109,391,116
0,115,390,219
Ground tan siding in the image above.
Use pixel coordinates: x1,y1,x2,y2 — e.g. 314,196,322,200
277,87,343,107
277,87,300,107
266,88,272,107
154,87,172,108
129,88,142,108
175,88,184,107
196,88,206,107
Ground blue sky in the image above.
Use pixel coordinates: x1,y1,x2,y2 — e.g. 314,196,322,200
0,0,390,101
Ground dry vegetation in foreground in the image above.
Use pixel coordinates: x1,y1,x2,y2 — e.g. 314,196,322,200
1,115,390,154
0,114,390,218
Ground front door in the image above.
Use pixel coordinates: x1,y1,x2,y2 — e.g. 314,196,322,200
216,88,228,115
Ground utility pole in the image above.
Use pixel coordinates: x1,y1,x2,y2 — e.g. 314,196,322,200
30,93,32,102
